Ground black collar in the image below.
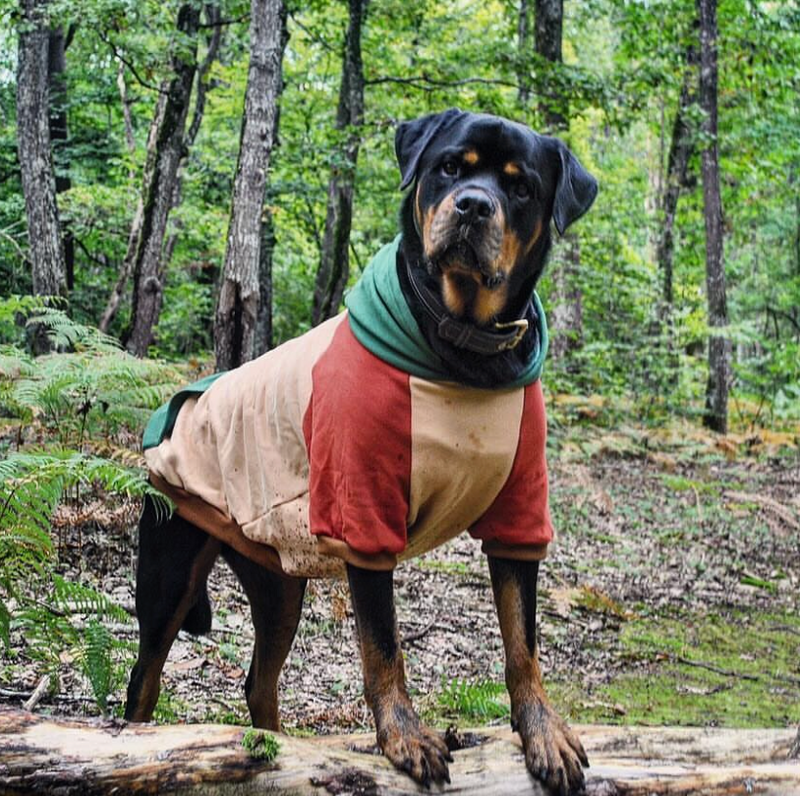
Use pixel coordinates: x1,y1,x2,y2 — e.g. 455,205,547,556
405,257,530,356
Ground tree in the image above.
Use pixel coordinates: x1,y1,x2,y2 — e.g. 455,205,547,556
656,43,698,308
125,3,201,357
532,0,582,361
47,25,75,291
310,0,368,326
214,0,287,371
533,0,566,130
697,0,730,433
16,0,67,318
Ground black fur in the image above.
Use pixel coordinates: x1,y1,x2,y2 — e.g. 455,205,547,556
394,110,597,389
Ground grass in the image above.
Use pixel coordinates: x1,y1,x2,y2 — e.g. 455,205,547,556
241,728,280,762
563,611,800,728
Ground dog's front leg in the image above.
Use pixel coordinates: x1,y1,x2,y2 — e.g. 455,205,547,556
347,564,452,787
488,557,588,796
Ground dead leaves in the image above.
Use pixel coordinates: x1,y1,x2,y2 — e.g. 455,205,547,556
723,490,799,534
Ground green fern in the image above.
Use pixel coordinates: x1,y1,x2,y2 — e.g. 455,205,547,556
437,679,510,722
80,619,114,715
0,299,186,715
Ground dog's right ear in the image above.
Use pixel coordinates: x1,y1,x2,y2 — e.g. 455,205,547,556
396,108,464,190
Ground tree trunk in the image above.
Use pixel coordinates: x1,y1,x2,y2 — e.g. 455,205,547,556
125,3,201,357
16,0,66,306
214,0,287,371
311,0,367,326
697,0,731,433
549,236,582,359
162,4,224,271
534,0,566,130
533,0,582,361
254,201,277,356
656,46,698,308
47,25,74,291
517,0,531,107
0,709,797,795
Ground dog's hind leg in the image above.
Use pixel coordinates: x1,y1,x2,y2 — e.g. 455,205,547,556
125,494,221,722
222,547,306,731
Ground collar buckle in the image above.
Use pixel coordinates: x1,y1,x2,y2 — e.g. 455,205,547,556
494,319,529,351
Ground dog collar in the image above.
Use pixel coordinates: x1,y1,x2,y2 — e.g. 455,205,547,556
404,257,530,355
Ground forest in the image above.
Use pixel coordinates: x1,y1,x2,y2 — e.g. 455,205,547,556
0,0,799,790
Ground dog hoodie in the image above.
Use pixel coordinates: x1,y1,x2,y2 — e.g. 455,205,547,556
144,237,553,578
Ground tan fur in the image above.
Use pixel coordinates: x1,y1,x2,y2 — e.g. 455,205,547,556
441,271,468,317
524,220,543,255
463,149,479,165
473,282,509,325
503,162,521,176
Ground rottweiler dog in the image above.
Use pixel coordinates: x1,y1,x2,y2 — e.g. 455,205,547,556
125,110,597,795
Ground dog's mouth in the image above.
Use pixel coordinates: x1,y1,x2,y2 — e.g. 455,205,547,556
431,240,506,289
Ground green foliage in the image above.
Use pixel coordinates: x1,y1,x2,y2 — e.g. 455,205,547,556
436,678,510,722
241,728,281,762
0,301,181,713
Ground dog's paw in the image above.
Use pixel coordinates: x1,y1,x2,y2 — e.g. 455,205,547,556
515,702,588,796
378,716,453,788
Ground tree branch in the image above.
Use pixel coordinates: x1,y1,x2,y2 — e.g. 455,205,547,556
97,30,166,94
364,74,520,93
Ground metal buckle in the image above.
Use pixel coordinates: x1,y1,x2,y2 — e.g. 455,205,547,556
494,319,529,351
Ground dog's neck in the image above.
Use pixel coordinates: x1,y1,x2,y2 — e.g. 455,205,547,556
397,197,552,389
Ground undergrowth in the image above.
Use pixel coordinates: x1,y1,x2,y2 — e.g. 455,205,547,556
0,298,183,714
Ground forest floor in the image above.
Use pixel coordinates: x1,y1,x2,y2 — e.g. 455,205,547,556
2,405,799,736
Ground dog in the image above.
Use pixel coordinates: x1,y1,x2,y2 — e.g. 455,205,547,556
125,109,597,795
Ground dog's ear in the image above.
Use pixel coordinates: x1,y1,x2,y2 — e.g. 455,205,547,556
552,143,598,235
396,108,464,190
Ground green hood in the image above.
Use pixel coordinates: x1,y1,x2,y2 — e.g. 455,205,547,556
345,235,549,388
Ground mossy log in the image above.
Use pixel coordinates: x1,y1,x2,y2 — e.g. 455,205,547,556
0,708,798,795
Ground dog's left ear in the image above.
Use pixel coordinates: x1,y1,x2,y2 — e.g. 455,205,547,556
552,143,598,235
396,108,465,190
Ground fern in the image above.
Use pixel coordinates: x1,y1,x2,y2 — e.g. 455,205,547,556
437,679,510,722
80,619,114,715
0,299,186,715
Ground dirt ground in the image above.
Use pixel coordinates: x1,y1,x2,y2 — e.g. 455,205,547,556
2,424,799,734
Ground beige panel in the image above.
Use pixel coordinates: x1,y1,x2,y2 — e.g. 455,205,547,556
146,314,345,543
403,377,524,560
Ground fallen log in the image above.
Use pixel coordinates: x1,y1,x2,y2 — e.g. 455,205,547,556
0,708,798,795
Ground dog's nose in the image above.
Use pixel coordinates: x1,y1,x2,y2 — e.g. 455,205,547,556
455,189,495,223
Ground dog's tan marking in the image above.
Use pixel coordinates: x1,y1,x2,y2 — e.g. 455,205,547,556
473,282,509,325
414,178,424,234
424,193,456,258
441,271,467,317
523,219,543,256
504,162,521,176
463,149,479,165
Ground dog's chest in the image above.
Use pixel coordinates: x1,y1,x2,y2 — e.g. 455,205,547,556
402,378,525,559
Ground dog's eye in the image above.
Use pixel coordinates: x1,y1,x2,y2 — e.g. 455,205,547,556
442,160,459,177
514,182,531,200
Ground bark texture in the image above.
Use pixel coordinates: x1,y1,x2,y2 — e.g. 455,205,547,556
517,0,532,107
16,0,66,301
697,0,731,433
0,709,797,795
534,0,565,130
311,0,367,326
255,200,277,356
656,46,698,307
126,3,201,357
214,0,287,370
533,0,582,361
47,25,74,291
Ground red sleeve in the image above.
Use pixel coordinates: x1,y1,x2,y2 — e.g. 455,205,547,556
469,380,553,557
302,318,411,567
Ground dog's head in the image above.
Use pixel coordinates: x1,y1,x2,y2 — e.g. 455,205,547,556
396,109,597,327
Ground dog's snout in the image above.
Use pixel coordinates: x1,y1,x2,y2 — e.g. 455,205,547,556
455,189,495,223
